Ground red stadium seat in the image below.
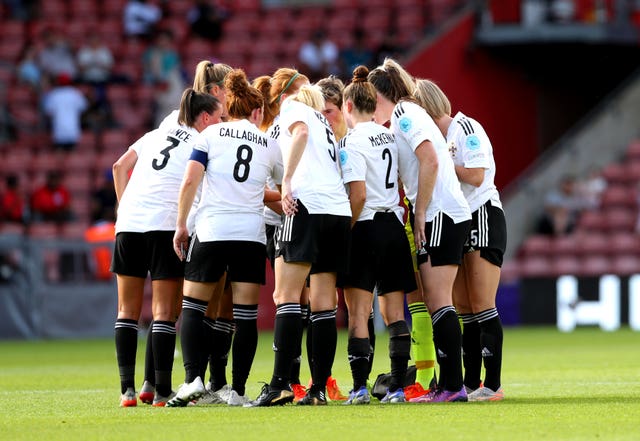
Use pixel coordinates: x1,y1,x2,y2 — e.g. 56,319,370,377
551,255,582,277
518,256,553,278
608,231,640,256
551,233,581,257
604,208,636,232
610,255,640,275
579,255,611,276
577,210,606,232
577,233,609,255
601,163,627,185
625,140,640,160
600,185,635,209
519,234,553,258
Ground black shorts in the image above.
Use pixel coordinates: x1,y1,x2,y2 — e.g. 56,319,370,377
416,212,471,267
276,200,351,275
342,212,416,295
184,236,266,284
265,223,280,269
111,231,184,280
464,201,507,267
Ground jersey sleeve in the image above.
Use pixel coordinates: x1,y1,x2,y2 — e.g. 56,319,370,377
459,126,490,169
279,100,309,135
128,129,158,155
189,131,209,167
394,102,437,152
269,138,284,185
340,134,367,184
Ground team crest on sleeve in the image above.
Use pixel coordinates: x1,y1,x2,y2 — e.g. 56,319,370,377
466,134,480,150
399,116,412,133
340,149,348,166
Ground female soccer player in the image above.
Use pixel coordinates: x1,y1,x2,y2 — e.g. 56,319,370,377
138,61,235,405
340,66,416,405
368,59,472,403
414,79,506,402
246,85,351,407
167,69,283,407
112,89,222,407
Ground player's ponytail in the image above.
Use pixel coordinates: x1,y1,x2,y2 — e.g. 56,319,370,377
344,65,376,115
225,69,264,120
178,88,220,127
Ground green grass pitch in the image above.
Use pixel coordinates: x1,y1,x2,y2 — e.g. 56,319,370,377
0,327,638,441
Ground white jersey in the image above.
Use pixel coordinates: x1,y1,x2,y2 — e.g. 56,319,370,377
263,119,283,227
279,100,351,216
158,108,200,234
447,112,502,212
116,123,200,233
392,101,470,224
340,121,404,223
191,119,284,243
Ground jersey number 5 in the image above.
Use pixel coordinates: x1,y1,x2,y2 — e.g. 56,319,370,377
152,136,180,171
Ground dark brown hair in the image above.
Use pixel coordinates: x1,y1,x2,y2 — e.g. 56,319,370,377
343,65,377,115
177,88,220,127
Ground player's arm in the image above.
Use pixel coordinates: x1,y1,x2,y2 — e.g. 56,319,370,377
347,180,366,227
455,165,484,187
413,140,438,250
112,149,138,202
174,158,205,259
281,121,308,216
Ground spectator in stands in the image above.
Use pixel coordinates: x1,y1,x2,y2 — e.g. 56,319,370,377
37,27,77,81
30,171,73,222
298,28,340,82
77,34,117,127
16,43,43,90
577,166,607,209
339,28,374,78
0,175,26,224
123,0,162,40
536,175,591,236
142,29,186,126
42,73,89,151
91,169,117,223
188,0,229,42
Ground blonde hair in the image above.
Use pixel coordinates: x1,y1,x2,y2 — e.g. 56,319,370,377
367,58,416,104
192,61,233,94
414,79,451,120
287,85,325,113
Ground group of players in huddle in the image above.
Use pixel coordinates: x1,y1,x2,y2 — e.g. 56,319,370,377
111,56,506,408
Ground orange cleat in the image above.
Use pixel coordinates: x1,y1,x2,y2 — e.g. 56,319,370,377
290,383,307,403
404,382,428,401
326,376,347,401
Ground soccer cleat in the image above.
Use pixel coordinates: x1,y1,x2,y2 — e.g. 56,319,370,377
343,386,370,405
467,386,504,402
166,376,205,407
326,376,347,401
191,389,225,406
244,383,294,407
381,388,406,404
297,389,327,406
152,391,176,407
290,383,306,403
227,390,250,406
403,382,428,401
214,384,233,403
120,387,137,407
410,386,468,403
139,381,155,404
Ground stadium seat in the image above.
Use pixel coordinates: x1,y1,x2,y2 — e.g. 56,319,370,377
551,233,581,257
577,233,609,255
101,129,132,152
577,210,606,232
601,163,627,185
519,234,553,258
610,255,640,276
551,255,582,277
604,208,636,232
608,231,640,256
579,255,611,276
30,152,63,174
600,184,635,209
518,256,553,278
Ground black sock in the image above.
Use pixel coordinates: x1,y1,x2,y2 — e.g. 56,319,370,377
199,317,216,382
460,313,482,390
431,306,463,392
304,304,313,378
152,320,176,397
289,304,308,385
232,304,258,396
115,318,138,393
367,310,376,380
180,296,208,383
309,309,337,394
271,303,302,390
477,308,503,391
209,318,234,390
388,320,411,392
143,320,154,385
348,337,370,391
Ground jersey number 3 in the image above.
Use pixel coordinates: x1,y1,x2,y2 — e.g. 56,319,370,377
152,136,180,171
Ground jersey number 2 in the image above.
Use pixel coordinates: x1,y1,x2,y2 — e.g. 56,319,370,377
382,148,394,189
152,136,180,171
